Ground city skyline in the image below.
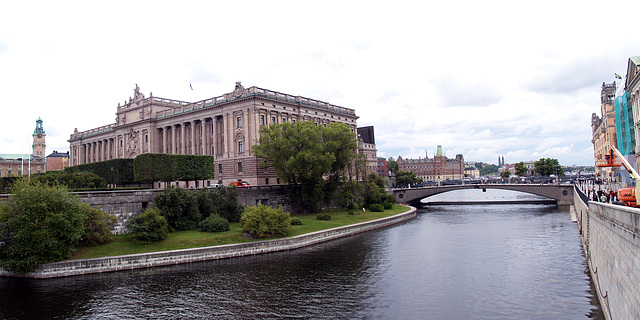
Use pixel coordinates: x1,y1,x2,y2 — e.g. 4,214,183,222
2,1,640,166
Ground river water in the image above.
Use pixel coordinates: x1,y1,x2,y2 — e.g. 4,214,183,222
0,203,602,319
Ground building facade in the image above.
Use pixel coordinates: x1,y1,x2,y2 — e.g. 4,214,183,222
376,157,389,177
626,56,640,169
396,145,465,182
69,82,359,186
0,119,46,177
591,82,618,178
356,126,377,177
46,151,70,171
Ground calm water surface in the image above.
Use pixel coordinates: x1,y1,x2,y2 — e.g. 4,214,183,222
0,204,603,319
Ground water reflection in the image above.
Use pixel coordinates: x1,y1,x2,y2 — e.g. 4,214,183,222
0,204,603,320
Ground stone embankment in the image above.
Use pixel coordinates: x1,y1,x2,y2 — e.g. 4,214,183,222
0,208,416,279
573,187,640,320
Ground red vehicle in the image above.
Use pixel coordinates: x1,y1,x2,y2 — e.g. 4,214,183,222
230,181,250,187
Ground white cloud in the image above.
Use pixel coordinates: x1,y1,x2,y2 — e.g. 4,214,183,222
0,0,638,166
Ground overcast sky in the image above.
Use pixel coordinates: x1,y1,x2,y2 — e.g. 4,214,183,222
1,1,638,166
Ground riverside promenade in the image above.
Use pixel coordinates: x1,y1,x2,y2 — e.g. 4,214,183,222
0,208,416,279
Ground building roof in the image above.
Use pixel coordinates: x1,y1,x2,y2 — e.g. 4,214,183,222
0,154,44,161
46,151,69,158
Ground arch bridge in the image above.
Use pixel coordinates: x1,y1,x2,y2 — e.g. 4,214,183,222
393,184,574,208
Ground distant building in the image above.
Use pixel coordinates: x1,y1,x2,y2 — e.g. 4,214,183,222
464,166,480,178
592,82,618,178
0,118,46,177
357,126,377,177
376,157,389,177
69,83,359,187
396,145,464,181
46,151,70,171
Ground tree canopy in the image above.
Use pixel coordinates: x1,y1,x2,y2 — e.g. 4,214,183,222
395,170,421,188
387,157,399,176
514,162,528,176
252,121,358,213
534,158,564,176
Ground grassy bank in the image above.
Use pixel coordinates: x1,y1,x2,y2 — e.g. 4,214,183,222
71,205,410,260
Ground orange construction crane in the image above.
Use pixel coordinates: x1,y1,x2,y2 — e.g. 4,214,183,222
595,148,622,167
598,147,640,207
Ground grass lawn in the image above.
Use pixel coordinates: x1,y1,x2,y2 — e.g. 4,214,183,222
70,205,410,260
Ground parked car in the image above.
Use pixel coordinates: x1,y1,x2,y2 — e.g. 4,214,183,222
230,181,250,187
207,183,221,188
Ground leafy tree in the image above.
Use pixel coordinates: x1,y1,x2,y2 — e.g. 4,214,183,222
500,170,511,178
395,170,421,188
477,163,499,176
252,121,358,213
241,204,291,239
126,207,169,244
514,162,528,177
534,158,564,176
154,186,201,231
387,157,399,176
0,180,85,273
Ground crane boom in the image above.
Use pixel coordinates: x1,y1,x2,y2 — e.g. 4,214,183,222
611,147,640,206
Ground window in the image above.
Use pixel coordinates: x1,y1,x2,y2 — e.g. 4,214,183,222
236,116,242,128
260,115,265,126
238,141,244,153
265,178,269,184
271,116,276,124
238,162,243,172
282,117,286,123
219,164,223,174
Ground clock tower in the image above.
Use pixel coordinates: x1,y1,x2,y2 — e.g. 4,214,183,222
32,117,46,158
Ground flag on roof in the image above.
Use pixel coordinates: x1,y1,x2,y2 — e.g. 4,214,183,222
190,82,193,90
615,73,622,79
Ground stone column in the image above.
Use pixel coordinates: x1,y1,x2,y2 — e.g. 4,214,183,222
180,123,186,154
172,124,179,154
190,121,196,155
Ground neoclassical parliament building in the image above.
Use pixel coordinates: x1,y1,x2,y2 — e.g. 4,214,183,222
69,82,371,187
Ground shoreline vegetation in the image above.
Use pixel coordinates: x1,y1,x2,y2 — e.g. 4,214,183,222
71,205,410,260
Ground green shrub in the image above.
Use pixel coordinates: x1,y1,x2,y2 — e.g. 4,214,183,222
79,204,116,246
126,208,169,244
316,213,332,220
196,187,244,222
369,204,384,212
200,214,230,233
154,186,201,231
0,179,85,273
241,204,291,239
347,209,355,215
383,202,393,210
291,217,303,225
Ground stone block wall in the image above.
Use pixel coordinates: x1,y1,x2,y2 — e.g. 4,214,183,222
73,187,291,234
574,188,640,320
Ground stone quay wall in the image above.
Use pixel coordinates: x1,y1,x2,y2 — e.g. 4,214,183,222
573,187,640,320
73,186,291,234
0,208,416,279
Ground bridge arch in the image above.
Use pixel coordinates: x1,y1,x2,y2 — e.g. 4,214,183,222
393,184,573,208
